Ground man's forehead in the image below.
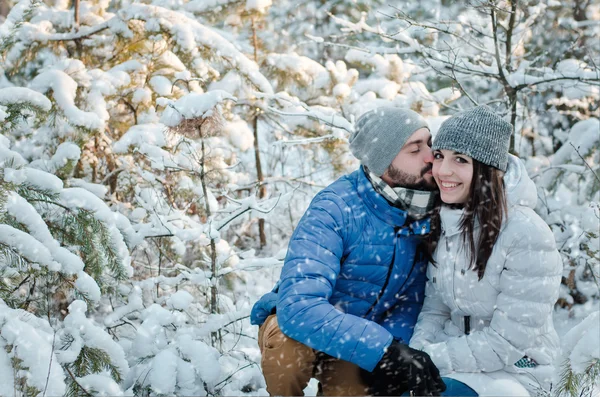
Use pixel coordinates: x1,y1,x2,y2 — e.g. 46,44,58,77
403,128,431,146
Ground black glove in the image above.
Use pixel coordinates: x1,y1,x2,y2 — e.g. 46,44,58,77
360,341,446,396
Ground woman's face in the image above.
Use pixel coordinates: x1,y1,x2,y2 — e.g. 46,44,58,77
432,149,474,204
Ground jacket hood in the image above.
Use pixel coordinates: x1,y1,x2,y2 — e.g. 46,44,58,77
503,154,537,209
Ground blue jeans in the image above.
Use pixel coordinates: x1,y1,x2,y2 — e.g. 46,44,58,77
401,377,478,396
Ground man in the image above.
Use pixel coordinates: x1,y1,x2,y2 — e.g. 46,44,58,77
250,107,446,396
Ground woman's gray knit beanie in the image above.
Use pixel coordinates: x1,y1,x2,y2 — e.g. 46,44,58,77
432,105,512,171
349,107,429,176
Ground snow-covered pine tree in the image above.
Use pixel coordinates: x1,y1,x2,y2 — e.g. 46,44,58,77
554,311,600,397
0,0,280,393
0,87,134,395
531,118,599,312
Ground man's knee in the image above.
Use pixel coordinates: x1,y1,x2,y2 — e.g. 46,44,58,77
259,314,316,395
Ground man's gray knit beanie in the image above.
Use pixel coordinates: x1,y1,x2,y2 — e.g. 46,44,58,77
432,105,512,171
349,107,429,176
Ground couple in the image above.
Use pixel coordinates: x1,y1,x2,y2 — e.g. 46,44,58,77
250,106,562,396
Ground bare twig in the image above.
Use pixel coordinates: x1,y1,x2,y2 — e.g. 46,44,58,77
216,194,282,232
490,4,509,86
45,19,111,41
570,143,600,184
144,233,175,239
42,329,57,397
214,363,257,390
220,315,250,329
388,7,495,55
514,76,600,90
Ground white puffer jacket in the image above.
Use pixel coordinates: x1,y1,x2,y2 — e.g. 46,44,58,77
410,155,562,396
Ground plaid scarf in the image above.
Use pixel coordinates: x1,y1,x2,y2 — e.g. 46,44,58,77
366,169,437,220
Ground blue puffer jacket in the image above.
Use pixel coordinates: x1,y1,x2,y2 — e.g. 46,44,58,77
251,167,430,371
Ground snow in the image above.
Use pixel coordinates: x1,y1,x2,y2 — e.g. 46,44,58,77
77,374,124,396
3,167,26,184
62,300,129,378
30,70,104,131
113,123,168,153
150,75,174,96
0,340,14,397
176,334,221,384
0,86,52,111
353,78,401,99
116,4,274,94
74,271,102,301
0,305,66,396
4,191,85,274
185,0,237,13
559,311,600,374
0,224,61,271
150,348,179,394
166,290,194,310
104,287,144,327
246,0,272,13
60,187,140,248
19,167,64,192
51,142,81,170
0,140,27,166
132,87,153,105
70,178,108,199
538,118,599,190
266,53,329,88
346,49,387,71
224,119,254,151
160,90,236,127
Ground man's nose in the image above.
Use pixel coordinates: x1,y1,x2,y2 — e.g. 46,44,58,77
423,150,434,164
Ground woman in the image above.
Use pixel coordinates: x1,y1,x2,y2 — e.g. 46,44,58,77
410,106,562,396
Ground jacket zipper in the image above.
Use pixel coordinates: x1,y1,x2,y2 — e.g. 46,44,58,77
444,229,472,335
444,229,467,316
365,226,402,317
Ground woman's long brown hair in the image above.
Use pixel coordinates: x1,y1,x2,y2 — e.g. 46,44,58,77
425,160,507,280
461,160,507,279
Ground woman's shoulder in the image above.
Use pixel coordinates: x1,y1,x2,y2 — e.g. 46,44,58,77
501,206,557,250
497,206,562,279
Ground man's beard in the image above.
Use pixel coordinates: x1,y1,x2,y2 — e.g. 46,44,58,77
385,164,437,191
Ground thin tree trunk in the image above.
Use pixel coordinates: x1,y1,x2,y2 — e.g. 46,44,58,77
0,0,9,18
509,91,518,154
73,0,79,27
253,115,267,247
505,0,518,72
491,3,519,154
251,17,267,248
199,122,221,349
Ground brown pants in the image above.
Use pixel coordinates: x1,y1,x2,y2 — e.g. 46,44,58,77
258,314,370,396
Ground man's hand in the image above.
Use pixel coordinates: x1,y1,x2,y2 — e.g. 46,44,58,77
360,341,446,396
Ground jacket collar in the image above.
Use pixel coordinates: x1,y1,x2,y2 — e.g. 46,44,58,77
356,167,430,234
440,206,465,236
